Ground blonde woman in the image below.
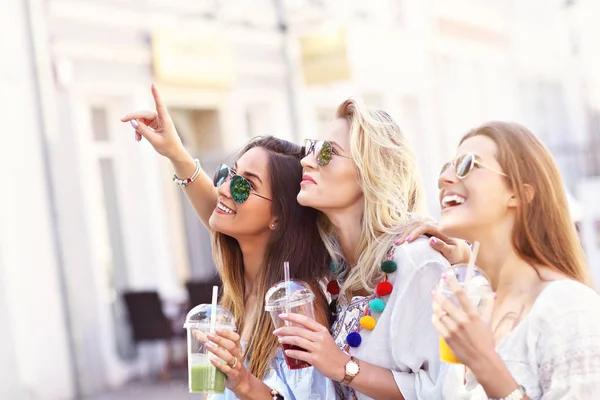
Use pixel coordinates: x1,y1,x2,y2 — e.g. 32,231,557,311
275,99,450,399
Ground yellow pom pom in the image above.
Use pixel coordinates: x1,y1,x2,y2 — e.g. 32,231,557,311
359,316,376,330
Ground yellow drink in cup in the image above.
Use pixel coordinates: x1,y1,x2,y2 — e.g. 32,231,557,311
437,263,492,364
439,337,461,364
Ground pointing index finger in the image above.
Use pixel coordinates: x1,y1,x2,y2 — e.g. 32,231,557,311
151,83,169,120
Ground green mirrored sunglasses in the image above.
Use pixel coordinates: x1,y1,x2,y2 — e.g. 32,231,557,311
302,139,351,166
213,163,271,204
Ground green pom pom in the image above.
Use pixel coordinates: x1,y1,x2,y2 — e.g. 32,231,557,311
380,260,397,274
369,298,386,313
330,261,337,273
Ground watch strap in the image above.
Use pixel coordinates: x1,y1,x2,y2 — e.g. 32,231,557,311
340,356,360,386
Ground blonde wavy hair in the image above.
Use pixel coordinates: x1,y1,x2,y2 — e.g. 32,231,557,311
318,98,428,294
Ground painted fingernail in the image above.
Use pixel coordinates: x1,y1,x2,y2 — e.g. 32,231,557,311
441,273,448,279
205,342,214,348
273,329,280,335
430,237,437,245
130,120,138,128
493,292,497,300
394,237,402,245
278,313,287,319
406,235,413,242
120,115,127,121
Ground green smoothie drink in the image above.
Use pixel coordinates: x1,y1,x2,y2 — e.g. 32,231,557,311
189,356,226,394
184,298,236,395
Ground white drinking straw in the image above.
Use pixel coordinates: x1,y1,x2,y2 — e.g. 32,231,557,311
465,241,480,282
210,285,218,334
284,262,291,325
284,261,291,312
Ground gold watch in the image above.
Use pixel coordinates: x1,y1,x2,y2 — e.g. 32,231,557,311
340,356,360,386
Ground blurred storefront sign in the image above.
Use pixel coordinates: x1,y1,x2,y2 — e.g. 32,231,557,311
299,28,351,85
152,30,234,88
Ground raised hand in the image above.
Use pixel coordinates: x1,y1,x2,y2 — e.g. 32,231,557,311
395,218,471,265
120,83,187,161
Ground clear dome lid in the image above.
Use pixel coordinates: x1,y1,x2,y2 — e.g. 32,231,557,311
264,279,315,312
439,266,492,308
183,304,236,331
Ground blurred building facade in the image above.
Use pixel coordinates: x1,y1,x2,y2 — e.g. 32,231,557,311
564,0,600,286
1,0,598,398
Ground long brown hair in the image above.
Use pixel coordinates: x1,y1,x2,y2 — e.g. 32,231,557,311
211,136,331,379
461,122,591,285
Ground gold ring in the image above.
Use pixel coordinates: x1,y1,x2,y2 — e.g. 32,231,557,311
230,357,238,369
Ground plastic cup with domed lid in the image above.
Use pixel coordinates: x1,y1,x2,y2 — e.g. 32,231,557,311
183,287,236,394
437,242,493,364
264,277,316,370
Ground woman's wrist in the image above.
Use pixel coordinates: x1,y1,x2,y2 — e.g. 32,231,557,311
169,145,193,165
333,352,352,382
235,374,273,400
169,148,198,183
471,351,520,398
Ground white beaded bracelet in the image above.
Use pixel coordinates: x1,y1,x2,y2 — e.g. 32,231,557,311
172,158,201,187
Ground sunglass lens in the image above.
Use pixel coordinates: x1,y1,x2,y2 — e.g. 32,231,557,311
214,164,230,187
317,141,333,166
456,154,474,178
230,175,251,203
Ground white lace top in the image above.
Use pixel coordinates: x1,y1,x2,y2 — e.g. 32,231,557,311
443,279,600,400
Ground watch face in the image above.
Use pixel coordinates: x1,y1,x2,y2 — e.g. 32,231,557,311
347,362,359,375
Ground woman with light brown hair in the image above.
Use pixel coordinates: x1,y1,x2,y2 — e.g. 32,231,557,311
431,121,600,399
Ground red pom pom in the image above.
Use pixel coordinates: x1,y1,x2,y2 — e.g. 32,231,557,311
327,280,340,295
376,281,393,297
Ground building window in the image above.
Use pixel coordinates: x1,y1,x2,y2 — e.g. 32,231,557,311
91,107,110,142
98,156,135,361
88,102,135,361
